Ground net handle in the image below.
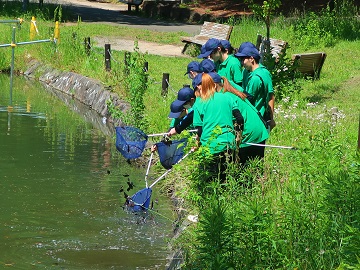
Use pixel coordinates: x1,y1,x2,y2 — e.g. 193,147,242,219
149,150,192,188
144,152,153,188
147,129,197,137
244,142,296,150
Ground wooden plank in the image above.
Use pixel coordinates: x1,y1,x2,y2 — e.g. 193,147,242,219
181,21,233,53
292,52,327,79
198,22,232,40
256,34,288,60
181,35,212,46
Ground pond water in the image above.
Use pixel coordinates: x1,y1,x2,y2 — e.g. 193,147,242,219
0,75,175,269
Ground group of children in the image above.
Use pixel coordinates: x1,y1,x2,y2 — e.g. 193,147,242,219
165,39,276,181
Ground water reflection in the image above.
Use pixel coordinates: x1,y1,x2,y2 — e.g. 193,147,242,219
0,75,174,269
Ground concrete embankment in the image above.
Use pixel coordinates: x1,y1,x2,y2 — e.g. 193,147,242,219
23,59,128,136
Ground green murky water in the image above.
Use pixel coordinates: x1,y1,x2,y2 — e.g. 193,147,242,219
0,75,174,269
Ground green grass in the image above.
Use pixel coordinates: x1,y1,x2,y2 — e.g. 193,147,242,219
1,2,360,268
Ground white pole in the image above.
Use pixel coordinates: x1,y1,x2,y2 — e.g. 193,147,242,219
144,152,153,188
244,142,296,150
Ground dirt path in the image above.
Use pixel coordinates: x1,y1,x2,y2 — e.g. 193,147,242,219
92,36,188,57
51,0,199,57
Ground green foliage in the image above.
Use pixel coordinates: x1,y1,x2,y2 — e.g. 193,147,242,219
261,45,302,100
180,151,360,269
323,166,360,263
0,1,72,21
244,0,282,39
290,0,360,49
193,195,238,270
184,43,201,58
177,96,360,269
53,5,62,22
118,42,149,131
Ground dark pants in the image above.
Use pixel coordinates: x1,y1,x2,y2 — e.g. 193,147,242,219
238,140,266,166
203,149,235,183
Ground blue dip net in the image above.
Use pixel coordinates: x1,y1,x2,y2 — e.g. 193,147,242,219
156,138,188,169
115,126,148,159
130,187,152,212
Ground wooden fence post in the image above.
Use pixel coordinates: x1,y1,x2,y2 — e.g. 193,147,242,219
143,61,148,84
105,44,111,71
162,73,169,96
124,51,131,76
84,37,90,56
143,61,148,72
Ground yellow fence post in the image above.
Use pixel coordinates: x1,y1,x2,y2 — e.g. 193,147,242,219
30,16,38,40
54,21,60,43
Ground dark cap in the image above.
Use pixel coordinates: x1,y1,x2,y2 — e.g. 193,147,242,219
220,39,232,49
199,59,216,73
208,72,222,83
172,87,195,108
184,61,201,75
168,101,184,118
236,41,257,55
192,73,203,89
234,46,260,59
197,38,221,59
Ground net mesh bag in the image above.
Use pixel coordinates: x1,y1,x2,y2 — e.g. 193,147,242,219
130,187,152,212
115,126,148,159
155,138,188,169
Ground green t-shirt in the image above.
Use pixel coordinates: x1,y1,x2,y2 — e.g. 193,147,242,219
245,64,274,117
223,92,269,148
193,92,236,154
229,80,244,92
242,68,250,89
216,55,243,88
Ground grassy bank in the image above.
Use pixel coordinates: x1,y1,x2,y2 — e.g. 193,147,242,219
1,1,360,269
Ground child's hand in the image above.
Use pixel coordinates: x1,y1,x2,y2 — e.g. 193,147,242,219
151,145,157,152
167,128,177,137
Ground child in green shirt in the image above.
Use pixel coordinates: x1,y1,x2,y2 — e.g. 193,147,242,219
192,73,243,182
235,44,276,131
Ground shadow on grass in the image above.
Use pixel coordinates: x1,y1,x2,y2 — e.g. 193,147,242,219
307,84,341,104
0,1,73,21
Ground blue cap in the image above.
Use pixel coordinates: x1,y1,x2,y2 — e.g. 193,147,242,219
235,42,258,57
197,38,221,59
192,73,203,89
184,61,201,75
220,39,232,49
199,59,216,73
172,87,195,108
168,101,184,118
208,72,222,83
234,46,260,59
238,42,256,52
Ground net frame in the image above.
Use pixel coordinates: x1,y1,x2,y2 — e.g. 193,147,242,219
115,126,148,159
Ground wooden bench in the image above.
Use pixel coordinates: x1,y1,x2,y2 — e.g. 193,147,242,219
292,52,327,79
256,34,288,62
181,21,233,54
